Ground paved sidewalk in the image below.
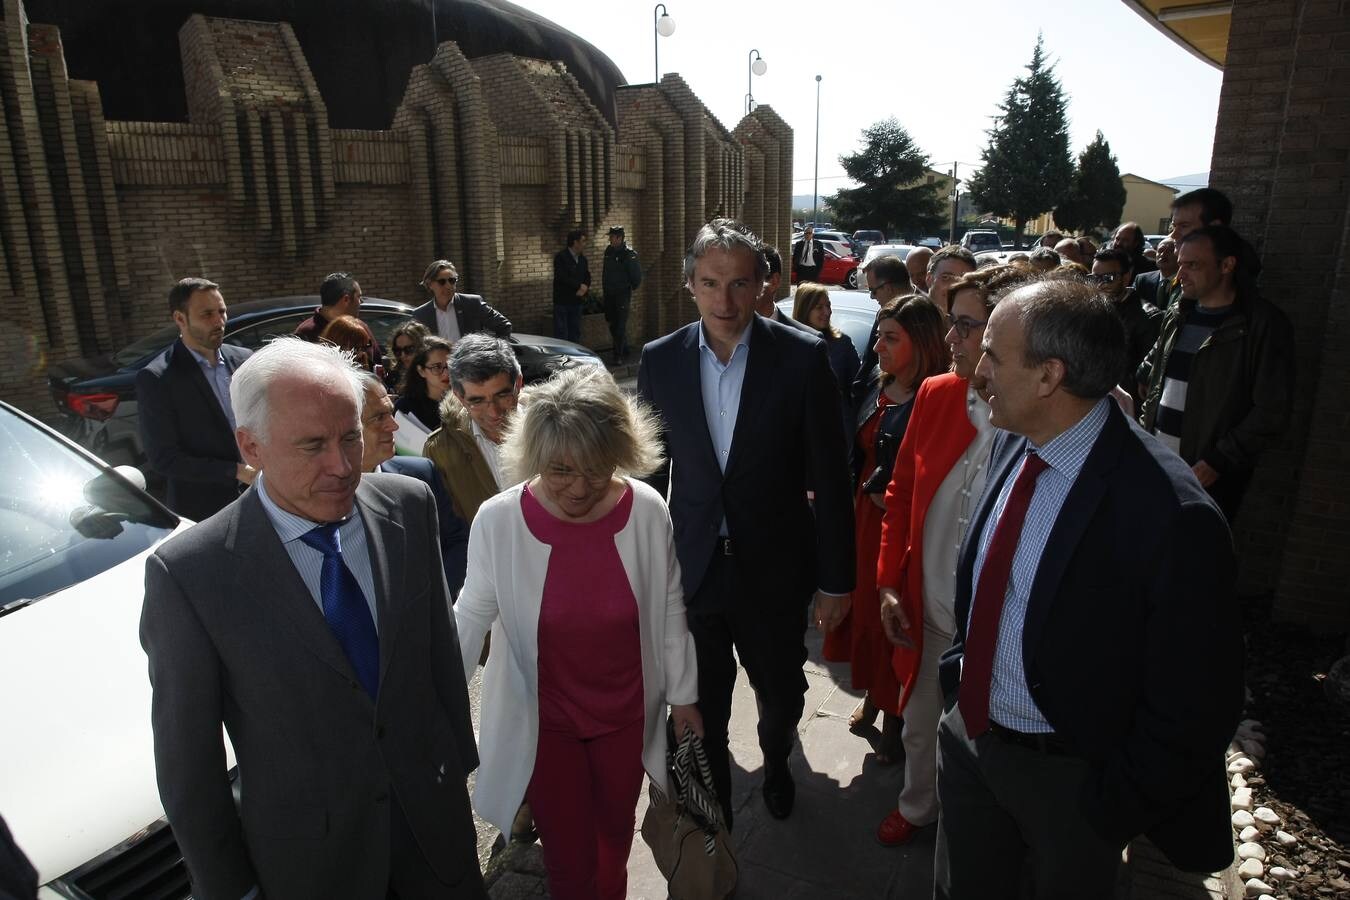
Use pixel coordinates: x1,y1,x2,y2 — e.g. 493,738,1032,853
479,628,1238,900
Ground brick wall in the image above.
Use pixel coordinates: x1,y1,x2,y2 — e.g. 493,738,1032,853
1210,0,1350,629
0,0,791,419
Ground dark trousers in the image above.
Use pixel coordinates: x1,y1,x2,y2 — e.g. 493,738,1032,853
934,702,1123,900
606,300,630,359
686,552,809,830
553,303,582,342
387,795,486,899
796,265,822,285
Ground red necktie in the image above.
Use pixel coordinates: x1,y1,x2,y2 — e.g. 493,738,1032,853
959,452,1049,737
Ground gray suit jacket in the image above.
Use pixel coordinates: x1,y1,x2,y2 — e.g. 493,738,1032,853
141,475,480,899
412,293,511,340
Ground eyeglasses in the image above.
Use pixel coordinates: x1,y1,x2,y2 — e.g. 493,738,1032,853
947,313,987,339
422,363,449,374
393,344,416,356
434,277,458,286
868,283,892,298
543,465,612,489
1087,272,1119,285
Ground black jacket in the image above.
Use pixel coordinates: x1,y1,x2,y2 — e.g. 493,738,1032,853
638,316,855,600
851,376,915,495
552,248,591,306
377,456,470,596
601,242,642,305
791,239,827,275
1113,288,1163,404
942,402,1243,872
136,339,252,521
411,293,511,339
1130,270,1170,312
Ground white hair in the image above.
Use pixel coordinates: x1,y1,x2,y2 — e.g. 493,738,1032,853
231,336,364,441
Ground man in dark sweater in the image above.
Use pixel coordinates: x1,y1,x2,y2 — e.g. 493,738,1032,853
601,225,642,364
551,229,591,342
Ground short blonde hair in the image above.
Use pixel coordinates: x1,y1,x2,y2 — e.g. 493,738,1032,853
500,366,664,484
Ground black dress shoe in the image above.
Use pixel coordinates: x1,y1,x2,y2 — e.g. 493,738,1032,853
762,767,795,819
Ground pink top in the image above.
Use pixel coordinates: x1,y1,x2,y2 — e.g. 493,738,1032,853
522,482,644,738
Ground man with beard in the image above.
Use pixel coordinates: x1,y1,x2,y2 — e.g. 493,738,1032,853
137,277,255,520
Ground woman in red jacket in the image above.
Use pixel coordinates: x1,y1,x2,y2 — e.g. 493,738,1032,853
873,265,1031,846
823,295,947,763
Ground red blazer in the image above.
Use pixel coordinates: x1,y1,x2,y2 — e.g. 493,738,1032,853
876,372,978,713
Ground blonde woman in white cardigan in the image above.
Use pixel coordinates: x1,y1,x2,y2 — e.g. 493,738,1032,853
454,365,701,900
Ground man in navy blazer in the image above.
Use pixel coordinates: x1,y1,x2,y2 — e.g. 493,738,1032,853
136,277,254,521
934,278,1243,899
638,219,855,827
358,373,469,596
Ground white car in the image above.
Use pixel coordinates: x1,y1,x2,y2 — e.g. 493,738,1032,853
860,243,917,271
0,401,206,897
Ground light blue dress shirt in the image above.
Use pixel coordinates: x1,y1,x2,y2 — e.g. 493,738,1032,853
255,473,380,631
970,397,1110,733
186,345,237,431
698,321,751,537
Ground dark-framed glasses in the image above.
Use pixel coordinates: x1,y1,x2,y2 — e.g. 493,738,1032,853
422,363,450,374
947,313,987,339
1087,272,1119,285
434,277,458,286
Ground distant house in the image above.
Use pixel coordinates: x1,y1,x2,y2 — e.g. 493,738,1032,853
1120,173,1180,235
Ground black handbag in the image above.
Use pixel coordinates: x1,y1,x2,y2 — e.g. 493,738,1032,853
640,725,738,899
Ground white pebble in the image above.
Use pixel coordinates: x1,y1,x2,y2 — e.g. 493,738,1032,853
1268,865,1295,881
1231,788,1253,810
1240,825,1260,842
1227,746,1246,762
1228,757,1256,775
1258,895,1276,900
1232,810,1256,829
1238,857,1264,879
1243,876,1273,897
1275,829,1297,846
1254,807,1281,827
1232,773,1248,788
1237,842,1266,861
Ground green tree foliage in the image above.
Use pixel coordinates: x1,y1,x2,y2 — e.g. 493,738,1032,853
826,118,945,236
966,35,1073,245
1054,131,1127,237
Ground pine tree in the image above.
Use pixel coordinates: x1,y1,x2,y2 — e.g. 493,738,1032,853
826,118,945,237
1054,131,1127,237
966,35,1073,245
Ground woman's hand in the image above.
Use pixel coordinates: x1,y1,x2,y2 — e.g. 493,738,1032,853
879,587,915,649
671,704,704,739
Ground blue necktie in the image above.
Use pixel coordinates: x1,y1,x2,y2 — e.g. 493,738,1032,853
299,523,380,700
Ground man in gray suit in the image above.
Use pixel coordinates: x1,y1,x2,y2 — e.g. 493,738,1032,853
412,259,511,343
141,337,484,899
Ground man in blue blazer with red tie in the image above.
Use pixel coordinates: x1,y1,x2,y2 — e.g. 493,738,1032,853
935,278,1243,899
638,219,855,828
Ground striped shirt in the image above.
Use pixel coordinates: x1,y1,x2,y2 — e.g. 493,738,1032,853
971,398,1110,733
255,473,380,631
1154,304,1234,456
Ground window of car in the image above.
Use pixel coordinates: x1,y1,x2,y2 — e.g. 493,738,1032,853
0,408,177,615
113,325,179,368
224,313,310,351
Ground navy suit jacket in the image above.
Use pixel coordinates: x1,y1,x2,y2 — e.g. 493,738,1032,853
637,315,855,602
136,339,252,521
411,293,512,340
940,402,1243,872
377,457,470,597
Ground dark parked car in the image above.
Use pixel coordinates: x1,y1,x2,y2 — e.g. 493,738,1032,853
48,295,604,466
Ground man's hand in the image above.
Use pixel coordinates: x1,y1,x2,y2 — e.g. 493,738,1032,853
1192,460,1220,488
671,704,704,739
576,284,589,297
236,463,257,485
879,587,915,649
813,591,851,634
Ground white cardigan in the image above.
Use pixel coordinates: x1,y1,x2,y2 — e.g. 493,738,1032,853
454,478,699,834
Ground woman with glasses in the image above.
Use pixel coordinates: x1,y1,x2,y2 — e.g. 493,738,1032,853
384,320,430,392
395,337,452,448
792,282,861,439
871,265,1030,847
824,294,949,768
454,366,700,900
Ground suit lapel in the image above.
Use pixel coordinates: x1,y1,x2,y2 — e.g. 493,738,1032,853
1021,405,1125,661
352,480,405,689
673,324,721,475
171,340,233,437
725,318,774,476
453,297,468,336
227,489,367,693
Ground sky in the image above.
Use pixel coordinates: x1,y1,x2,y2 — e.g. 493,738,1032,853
504,0,1223,197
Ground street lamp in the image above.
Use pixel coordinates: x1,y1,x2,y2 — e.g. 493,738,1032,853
812,74,821,226
653,4,675,84
746,49,767,114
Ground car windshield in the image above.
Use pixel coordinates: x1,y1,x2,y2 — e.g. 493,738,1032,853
112,325,178,368
0,409,177,615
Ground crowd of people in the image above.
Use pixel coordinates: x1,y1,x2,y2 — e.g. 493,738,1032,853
129,184,1291,900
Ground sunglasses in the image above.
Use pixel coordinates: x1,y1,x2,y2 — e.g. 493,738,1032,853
393,344,416,356
1087,273,1119,285
433,277,458,286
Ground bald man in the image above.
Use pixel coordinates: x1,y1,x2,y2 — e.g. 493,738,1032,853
906,247,933,292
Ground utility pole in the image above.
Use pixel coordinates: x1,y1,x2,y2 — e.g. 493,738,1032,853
948,161,959,245
812,75,822,226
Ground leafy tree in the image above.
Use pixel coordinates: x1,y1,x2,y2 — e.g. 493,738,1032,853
1054,131,1126,237
966,35,1073,245
825,118,945,236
